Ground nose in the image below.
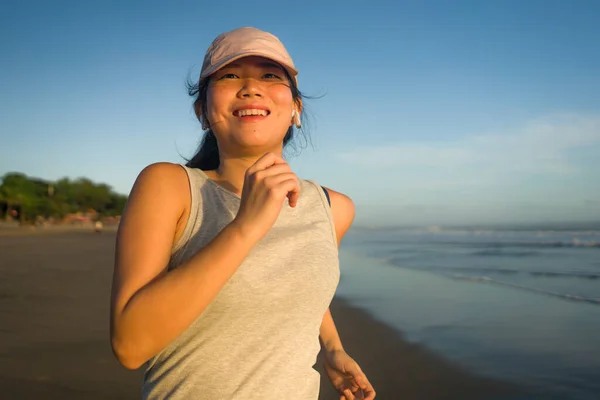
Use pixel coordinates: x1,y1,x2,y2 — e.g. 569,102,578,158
237,78,263,98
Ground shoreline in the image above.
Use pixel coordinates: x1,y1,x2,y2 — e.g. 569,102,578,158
0,231,522,399
316,297,522,400
0,223,119,236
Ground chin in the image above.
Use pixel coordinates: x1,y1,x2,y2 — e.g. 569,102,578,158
240,141,283,154
233,131,285,148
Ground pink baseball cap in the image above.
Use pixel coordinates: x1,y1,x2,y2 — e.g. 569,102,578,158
199,27,298,86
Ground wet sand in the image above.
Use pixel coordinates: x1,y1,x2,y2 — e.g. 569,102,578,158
0,230,520,399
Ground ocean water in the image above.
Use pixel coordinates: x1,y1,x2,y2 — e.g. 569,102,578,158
337,223,600,400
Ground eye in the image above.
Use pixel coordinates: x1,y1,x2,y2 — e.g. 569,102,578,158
263,73,282,80
218,73,238,80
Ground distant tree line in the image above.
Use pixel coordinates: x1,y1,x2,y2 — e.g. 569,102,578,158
0,172,128,223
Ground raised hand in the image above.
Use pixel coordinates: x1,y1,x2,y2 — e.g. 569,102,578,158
324,350,376,400
231,152,300,241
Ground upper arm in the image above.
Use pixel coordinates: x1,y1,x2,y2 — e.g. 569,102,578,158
110,163,189,325
323,187,355,246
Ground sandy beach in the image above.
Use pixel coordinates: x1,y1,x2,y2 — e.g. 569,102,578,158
0,229,520,399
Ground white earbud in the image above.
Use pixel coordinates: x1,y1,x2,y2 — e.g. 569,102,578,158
201,117,209,131
291,109,301,129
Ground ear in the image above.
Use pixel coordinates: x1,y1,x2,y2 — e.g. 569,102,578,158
193,102,203,122
295,98,303,116
291,99,303,128
194,102,210,130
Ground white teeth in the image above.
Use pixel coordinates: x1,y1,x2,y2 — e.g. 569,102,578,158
235,109,268,117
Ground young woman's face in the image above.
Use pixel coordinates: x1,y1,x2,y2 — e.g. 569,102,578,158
204,56,299,156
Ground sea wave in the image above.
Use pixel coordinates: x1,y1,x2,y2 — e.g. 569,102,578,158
363,238,600,249
445,240,600,249
471,249,539,257
387,259,600,280
450,275,600,305
355,225,600,236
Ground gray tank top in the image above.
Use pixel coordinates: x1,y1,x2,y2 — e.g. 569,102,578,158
142,166,340,399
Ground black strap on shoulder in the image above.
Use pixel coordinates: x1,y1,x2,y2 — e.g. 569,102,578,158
321,186,331,207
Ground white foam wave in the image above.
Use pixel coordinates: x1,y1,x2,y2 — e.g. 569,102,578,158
451,274,600,305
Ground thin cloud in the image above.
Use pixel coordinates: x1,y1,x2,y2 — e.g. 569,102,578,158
336,114,600,177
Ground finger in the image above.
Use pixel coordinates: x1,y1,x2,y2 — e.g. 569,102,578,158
275,178,300,203
264,163,292,174
248,152,286,173
361,384,376,400
355,375,374,396
363,390,375,400
254,163,291,181
347,367,369,391
263,173,298,189
355,374,368,390
343,388,355,400
287,179,301,207
347,372,374,400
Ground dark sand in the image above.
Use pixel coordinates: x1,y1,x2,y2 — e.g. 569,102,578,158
0,230,521,399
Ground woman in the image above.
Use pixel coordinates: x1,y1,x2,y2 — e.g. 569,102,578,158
110,27,375,400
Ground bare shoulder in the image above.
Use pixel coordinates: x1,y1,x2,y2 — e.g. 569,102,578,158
322,187,355,245
133,162,189,193
112,162,190,319
119,162,191,247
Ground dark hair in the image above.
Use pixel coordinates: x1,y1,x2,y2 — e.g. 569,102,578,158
185,69,309,170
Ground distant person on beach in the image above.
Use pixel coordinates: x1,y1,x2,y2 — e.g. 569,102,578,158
110,27,375,399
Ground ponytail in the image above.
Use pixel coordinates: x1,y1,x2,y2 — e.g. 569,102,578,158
185,130,220,170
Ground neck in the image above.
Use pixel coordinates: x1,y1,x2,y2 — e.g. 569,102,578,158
213,150,284,196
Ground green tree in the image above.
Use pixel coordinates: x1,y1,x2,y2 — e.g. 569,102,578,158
0,172,128,223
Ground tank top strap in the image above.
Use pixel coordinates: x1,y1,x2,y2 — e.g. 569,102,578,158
171,165,206,254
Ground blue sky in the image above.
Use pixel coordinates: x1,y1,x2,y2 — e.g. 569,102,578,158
1,0,599,226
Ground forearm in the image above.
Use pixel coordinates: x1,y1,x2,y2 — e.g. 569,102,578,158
112,223,256,369
319,307,344,354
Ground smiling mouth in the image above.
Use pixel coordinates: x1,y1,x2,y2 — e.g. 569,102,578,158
233,109,270,117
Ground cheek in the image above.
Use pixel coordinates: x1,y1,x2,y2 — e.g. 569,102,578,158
206,87,234,118
268,84,294,109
